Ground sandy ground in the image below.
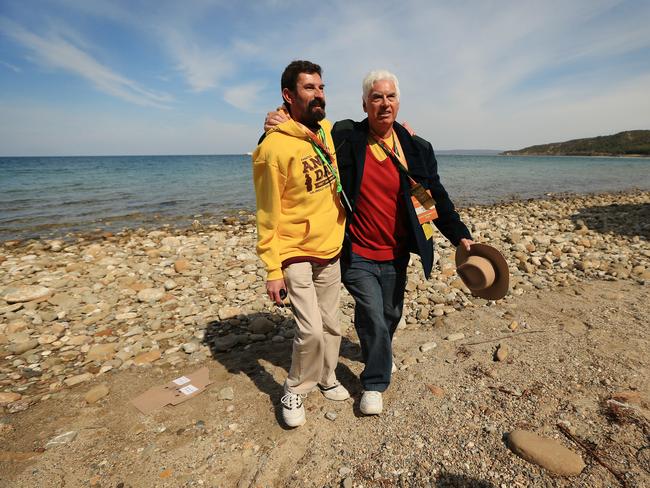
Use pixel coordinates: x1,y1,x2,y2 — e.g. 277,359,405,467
1,277,648,488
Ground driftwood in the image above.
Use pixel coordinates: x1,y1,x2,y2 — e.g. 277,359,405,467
462,329,545,346
557,423,628,487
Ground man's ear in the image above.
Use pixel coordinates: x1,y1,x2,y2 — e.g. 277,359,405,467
282,88,294,106
362,98,367,114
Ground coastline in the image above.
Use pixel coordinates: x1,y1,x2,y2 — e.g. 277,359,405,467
2,188,648,247
500,153,650,158
1,189,648,486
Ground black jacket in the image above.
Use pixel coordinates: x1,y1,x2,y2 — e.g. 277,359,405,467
331,118,471,279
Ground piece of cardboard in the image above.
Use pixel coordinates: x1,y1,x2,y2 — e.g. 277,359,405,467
131,367,212,414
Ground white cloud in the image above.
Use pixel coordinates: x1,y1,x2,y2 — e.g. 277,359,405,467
164,30,234,92
223,81,266,112
0,60,21,72
0,18,173,108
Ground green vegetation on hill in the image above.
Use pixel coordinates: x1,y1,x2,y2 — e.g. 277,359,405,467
502,130,650,156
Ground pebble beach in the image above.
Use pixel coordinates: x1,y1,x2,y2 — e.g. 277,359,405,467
1,190,649,487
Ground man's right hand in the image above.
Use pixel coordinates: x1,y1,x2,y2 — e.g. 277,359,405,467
264,107,290,132
266,278,287,306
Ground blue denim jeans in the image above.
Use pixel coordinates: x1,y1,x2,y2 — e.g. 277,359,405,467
341,252,409,392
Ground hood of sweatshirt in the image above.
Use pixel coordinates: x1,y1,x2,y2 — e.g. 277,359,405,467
268,118,320,140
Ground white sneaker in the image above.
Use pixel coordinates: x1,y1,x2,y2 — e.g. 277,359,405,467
360,391,383,415
319,383,350,401
281,390,306,427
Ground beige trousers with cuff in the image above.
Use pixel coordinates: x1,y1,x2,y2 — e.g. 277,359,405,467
283,259,342,395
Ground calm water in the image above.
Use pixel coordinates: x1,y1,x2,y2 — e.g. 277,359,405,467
1,154,649,241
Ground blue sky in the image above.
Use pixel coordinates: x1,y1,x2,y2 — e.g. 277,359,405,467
1,0,649,156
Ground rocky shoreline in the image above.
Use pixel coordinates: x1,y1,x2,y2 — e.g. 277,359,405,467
1,190,649,486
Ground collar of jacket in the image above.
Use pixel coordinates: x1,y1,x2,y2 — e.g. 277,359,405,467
348,118,429,191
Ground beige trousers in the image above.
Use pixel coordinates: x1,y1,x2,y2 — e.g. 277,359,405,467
283,259,342,395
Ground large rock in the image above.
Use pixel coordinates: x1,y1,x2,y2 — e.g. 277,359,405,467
506,430,585,476
3,285,51,303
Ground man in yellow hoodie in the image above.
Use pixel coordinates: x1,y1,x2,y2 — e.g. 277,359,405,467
253,60,348,427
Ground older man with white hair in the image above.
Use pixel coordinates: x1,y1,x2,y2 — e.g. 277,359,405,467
264,69,473,415
332,70,473,414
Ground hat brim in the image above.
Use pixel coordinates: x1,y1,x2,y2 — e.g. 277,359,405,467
455,243,509,300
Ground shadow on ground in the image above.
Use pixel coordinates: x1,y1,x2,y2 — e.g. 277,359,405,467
202,312,361,427
572,202,649,239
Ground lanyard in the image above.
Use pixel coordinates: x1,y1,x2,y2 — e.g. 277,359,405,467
303,126,343,193
369,132,419,187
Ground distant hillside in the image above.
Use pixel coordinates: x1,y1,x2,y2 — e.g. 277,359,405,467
502,130,650,157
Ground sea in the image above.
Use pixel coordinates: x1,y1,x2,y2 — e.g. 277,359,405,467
1,154,649,242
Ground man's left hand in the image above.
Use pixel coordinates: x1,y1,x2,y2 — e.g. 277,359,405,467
459,238,474,251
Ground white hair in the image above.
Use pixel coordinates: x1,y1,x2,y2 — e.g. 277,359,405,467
362,70,400,102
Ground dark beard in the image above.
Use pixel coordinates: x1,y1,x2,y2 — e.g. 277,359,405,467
303,100,326,130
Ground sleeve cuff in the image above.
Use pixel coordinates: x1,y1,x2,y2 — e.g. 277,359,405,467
267,268,284,281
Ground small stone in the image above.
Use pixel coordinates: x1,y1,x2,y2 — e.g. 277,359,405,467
67,335,92,345
174,259,190,273
133,350,161,365
509,321,519,331
217,387,234,401
495,343,509,362
86,344,116,362
84,384,109,404
64,373,94,387
45,430,78,449
342,477,353,488
3,285,51,303
325,411,337,421
211,335,239,352
420,341,437,353
0,392,22,406
163,279,177,291
137,288,164,303
506,430,585,476
181,342,199,354
248,316,275,334
218,306,241,320
38,334,58,345
124,326,144,337
426,384,445,398
8,339,39,355
445,333,465,341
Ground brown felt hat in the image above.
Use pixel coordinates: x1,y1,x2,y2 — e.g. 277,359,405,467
455,243,509,300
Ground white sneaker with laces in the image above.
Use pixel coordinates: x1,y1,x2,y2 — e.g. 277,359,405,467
281,389,306,427
360,391,383,415
318,383,350,401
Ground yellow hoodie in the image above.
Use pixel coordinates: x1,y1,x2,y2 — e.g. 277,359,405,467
253,118,345,280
